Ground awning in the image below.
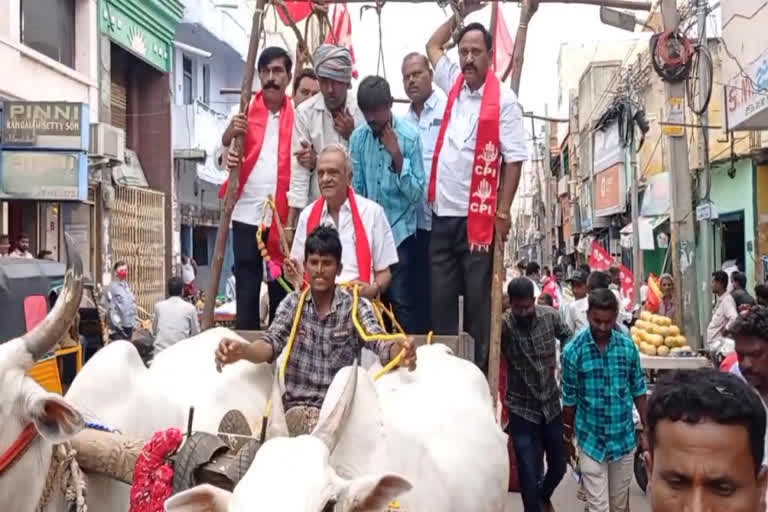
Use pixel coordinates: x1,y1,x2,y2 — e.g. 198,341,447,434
621,215,670,234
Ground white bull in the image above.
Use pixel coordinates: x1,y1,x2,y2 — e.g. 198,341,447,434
0,239,274,512
166,344,510,512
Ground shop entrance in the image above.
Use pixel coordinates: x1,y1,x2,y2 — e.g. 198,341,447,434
719,210,746,272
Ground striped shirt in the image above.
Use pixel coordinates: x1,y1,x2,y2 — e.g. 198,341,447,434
350,116,426,247
562,328,647,462
263,287,395,409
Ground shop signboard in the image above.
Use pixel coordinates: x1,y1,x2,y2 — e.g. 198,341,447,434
579,181,593,232
593,162,626,217
0,102,88,150
726,51,768,131
0,151,87,201
593,121,622,173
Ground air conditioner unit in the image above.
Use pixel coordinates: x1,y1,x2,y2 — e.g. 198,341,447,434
90,123,125,163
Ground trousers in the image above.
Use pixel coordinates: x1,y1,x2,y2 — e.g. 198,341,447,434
232,221,287,330
429,215,492,372
579,451,634,512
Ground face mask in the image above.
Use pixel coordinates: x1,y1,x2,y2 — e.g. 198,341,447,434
116,269,128,280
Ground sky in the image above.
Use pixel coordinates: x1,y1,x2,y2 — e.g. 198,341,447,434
347,2,650,124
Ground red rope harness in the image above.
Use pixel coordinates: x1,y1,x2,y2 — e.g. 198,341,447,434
0,424,39,476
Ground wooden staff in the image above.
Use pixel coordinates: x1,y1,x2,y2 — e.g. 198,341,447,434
202,0,268,329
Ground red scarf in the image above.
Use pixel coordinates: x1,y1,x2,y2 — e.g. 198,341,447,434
306,187,372,283
219,92,294,263
428,69,502,251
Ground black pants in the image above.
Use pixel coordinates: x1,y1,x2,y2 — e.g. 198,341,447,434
412,228,432,334
109,326,133,341
232,221,287,330
508,413,567,512
383,234,418,334
430,215,492,373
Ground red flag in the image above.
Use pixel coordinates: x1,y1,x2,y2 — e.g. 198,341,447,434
276,1,313,25
492,4,514,76
325,3,359,79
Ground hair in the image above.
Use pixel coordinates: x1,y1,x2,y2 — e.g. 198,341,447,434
579,264,591,274
537,293,554,307
507,277,535,301
525,261,541,276
357,75,393,112
257,46,293,74
456,22,493,51
16,233,29,242
318,143,353,175
168,276,184,297
113,261,127,271
293,67,317,90
587,270,612,291
588,287,619,312
305,225,342,264
554,265,566,275
730,305,768,339
756,284,768,302
648,369,766,475
660,273,673,283
732,271,748,289
402,52,431,70
713,270,729,288
609,266,621,277
36,250,52,259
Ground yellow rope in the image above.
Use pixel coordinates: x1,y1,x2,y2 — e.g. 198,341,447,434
427,330,434,345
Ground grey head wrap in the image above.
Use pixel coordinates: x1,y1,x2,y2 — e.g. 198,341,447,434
313,44,353,84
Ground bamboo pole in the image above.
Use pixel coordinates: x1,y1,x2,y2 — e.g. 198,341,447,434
202,0,268,329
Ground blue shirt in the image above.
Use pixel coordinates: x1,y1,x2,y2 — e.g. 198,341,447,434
404,91,447,231
562,327,647,463
350,117,425,247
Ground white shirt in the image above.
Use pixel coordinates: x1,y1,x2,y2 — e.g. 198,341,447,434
152,296,200,353
8,249,34,259
431,55,528,216
181,263,195,284
405,90,448,231
562,297,589,336
706,292,738,347
226,110,281,226
290,193,399,283
287,92,366,210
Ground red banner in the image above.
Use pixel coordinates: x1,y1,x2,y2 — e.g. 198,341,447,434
588,241,635,309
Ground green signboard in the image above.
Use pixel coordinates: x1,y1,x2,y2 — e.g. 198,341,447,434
100,0,183,73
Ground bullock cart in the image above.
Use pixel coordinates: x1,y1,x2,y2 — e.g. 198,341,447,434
0,258,97,393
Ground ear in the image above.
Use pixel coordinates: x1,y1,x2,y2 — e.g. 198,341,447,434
26,392,85,443
343,473,412,512
164,484,232,512
757,465,767,500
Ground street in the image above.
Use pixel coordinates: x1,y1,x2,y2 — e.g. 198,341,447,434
506,472,650,512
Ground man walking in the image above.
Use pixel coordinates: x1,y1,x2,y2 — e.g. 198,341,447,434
706,270,739,352
218,46,294,330
502,277,572,512
286,44,365,240
350,75,425,333
425,3,527,372
402,52,447,333
102,261,138,341
562,288,648,512
731,271,756,308
152,276,200,355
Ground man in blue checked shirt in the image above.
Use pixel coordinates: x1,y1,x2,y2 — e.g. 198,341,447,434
562,288,649,512
350,75,426,334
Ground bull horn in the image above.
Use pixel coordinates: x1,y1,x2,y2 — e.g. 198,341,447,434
266,367,289,439
313,359,358,453
23,233,84,362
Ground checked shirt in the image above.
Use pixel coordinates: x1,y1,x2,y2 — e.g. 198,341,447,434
262,287,395,409
562,328,647,463
501,306,573,424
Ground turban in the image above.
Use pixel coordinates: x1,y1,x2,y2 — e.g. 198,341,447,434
313,44,353,84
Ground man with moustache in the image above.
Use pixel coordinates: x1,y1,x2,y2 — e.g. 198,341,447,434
286,45,365,245
217,46,294,329
350,75,425,333
402,52,447,333
562,288,648,512
287,144,399,301
646,369,767,512
425,1,527,373
502,277,572,512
